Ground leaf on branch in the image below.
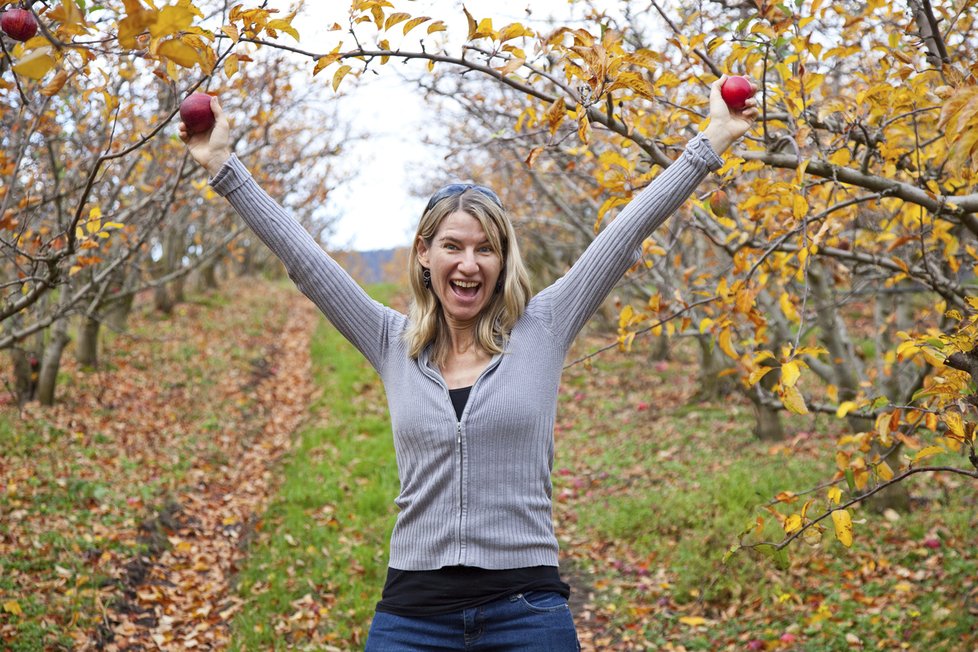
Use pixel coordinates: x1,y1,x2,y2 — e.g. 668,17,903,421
911,445,945,465
40,69,69,96
780,385,809,415
831,509,853,547
223,53,239,79
383,11,410,31
498,22,533,43
780,360,801,388
827,486,842,505
149,4,196,38
332,65,353,92
402,16,430,36
313,52,342,76
495,56,524,76
267,14,300,41
605,71,655,101
157,38,200,68
783,513,803,534
524,146,542,169
754,543,790,570
462,6,478,40
12,47,56,80
221,24,239,43
836,401,857,418
427,21,447,34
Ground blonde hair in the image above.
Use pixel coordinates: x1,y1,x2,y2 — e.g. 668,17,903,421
406,189,531,365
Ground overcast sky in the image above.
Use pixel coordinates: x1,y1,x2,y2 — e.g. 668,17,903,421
294,1,613,251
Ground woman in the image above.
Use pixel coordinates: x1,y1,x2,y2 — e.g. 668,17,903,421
182,76,756,650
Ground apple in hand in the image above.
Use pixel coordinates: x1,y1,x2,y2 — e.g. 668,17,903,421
1,7,38,42
720,75,754,111
179,92,216,135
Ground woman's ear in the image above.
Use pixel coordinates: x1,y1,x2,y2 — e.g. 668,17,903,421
416,236,430,267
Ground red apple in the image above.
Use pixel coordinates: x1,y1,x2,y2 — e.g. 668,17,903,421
179,92,216,135
721,75,754,111
1,7,38,42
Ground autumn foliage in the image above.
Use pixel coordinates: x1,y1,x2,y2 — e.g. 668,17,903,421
1,0,977,642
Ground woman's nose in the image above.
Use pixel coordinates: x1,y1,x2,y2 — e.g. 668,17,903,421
458,250,478,271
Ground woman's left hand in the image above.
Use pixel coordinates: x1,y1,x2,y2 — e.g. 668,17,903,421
701,75,760,155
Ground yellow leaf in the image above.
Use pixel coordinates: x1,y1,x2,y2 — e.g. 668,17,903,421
332,64,352,92
679,616,708,626
2,600,22,616
831,509,853,547
463,6,478,40
781,361,800,388
40,69,69,96
911,445,945,465
876,461,894,481
942,411,965,439
698,317,714,334
402,16,429,35
718,328,737,359
313,52,341,76
383,11,410,30
784,513,803,533
12,48,56,80
221,24,239,43
149,5,195,38
836,401,857,418
427,21,447,34
827,487,842,505
223,53,239,79
748,366,773,386
157,38,199,68
267,16,299,41
779,291,800,323
781,385,809,415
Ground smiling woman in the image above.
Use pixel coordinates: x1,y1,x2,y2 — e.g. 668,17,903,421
178,78,758,650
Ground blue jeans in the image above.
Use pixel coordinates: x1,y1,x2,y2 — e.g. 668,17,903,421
365,591,581,651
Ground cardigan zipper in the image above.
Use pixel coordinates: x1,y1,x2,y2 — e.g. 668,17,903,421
456,420,463,563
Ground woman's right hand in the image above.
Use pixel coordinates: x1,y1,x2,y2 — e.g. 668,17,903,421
179,95,232,177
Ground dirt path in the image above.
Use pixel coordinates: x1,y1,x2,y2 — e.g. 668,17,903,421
99,292,319,650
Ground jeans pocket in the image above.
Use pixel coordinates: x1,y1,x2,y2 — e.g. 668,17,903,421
516,590,569,614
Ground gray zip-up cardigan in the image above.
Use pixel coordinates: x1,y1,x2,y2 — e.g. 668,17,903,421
209,134,723,571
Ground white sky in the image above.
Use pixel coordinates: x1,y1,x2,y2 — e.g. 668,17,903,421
294,1,610,251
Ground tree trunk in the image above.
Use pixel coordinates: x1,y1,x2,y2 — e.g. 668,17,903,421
36,317,71,406
693,334,737,402
171,274,186,304
648,333,671,362
76,315,101,367
199,258,219,290
746,362,784,441
9,349,38,406
105,290,135,332
154,283,174,314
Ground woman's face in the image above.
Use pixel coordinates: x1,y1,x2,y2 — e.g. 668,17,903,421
417,210,503,328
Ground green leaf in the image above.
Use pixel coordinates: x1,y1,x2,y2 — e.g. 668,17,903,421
754,543,790,570
845,468,856,493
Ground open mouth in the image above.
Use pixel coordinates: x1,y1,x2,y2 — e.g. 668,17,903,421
450,280,481,299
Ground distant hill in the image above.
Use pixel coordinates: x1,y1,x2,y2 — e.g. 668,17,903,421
330,247,410,285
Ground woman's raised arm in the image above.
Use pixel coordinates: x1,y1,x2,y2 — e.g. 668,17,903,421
180,97,399,372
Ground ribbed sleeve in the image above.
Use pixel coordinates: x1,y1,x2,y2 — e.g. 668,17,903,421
209,155,396,371
535,134,723,348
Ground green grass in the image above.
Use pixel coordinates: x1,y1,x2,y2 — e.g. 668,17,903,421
552,338,977,650
228,285,400,649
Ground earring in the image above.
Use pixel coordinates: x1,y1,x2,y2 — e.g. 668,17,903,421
422,268,431,289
